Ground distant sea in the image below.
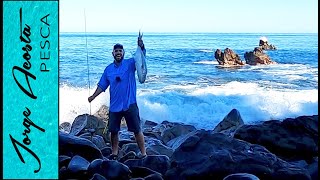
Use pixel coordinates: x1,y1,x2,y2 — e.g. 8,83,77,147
59,33,318,130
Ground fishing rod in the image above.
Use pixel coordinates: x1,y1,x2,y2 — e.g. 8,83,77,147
84,9,91,115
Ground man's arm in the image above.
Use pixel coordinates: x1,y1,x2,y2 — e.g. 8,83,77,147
88,87,103,102
88,68,109,102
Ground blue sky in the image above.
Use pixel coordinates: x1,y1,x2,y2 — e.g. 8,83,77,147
59,0,318,33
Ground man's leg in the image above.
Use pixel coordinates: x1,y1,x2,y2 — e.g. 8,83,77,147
134,132,146,156
125,103,147,156
108,111,123,156
110,132,119,155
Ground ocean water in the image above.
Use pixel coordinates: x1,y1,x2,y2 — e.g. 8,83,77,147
59,33,318,130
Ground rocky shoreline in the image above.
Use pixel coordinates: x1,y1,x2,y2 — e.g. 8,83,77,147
59,106,318,180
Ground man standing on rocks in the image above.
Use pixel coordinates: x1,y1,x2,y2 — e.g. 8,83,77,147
88,35,147,160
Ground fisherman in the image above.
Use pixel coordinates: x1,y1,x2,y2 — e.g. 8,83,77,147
88,34,147,160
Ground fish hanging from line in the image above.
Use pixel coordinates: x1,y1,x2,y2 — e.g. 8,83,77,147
134,31,147,83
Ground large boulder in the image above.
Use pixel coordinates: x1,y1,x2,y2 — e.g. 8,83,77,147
88,159,131,180
165,130,311,180
223,173,260,180
161,123,196,145
122,143,141,154
93,105,109,121
59,122,71,133
146,143,174,158
59,155,71,169
69,114,109,142
144,137,174,158
90,173,107,180
67,155,90,174
307,157,318,180
130,166,163,179
213,109,244,136
234,115,318,162
124,155,170,175
79,133,108,149
59,132,103,161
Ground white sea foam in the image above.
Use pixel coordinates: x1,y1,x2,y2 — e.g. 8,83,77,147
199,49,214,53
60,81,318,130
193,60,218,65
59,84,110,124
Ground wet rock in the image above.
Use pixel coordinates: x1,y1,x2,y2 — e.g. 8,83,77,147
90,173,107,180
59,155,71,169
59,122,72,133
59,132,103,161
161,124,196,144
166,130,310,180
67,155,90,173
213,108,244,137
88,159,131,180
130,166,162,179
223,173,260,180
70,114,109,142
234,115,318,161
244,47,276,65
124,155,170,175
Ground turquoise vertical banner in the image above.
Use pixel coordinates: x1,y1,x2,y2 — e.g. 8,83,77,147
3,0,58,179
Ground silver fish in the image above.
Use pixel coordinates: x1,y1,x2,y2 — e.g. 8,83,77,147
134,31,147,83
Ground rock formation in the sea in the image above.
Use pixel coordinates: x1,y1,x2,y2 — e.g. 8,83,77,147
244,47,277,65
259,36,277,50
215,48,245,66
59,107,318,180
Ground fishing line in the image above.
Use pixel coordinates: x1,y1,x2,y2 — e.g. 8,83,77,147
84,9,91,115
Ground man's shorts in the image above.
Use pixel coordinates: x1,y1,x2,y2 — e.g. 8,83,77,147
108,103,142,134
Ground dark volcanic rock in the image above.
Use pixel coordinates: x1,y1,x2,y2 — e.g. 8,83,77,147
67,155,90,173
213,108,244,136
124,155,170,175
59,132,103,161
146,143,174,158
59,122,71,133
161,124,196,144
234,115,318,161
122,143,141,154
80,133,108,149
70,114,109,141
130,166,163,179
59,155,71,169
223,173,260,180
307,157,318,180
100,146,112,157
90,173,107,180
165,130,310,180
145,137,174,157
88,158,131,180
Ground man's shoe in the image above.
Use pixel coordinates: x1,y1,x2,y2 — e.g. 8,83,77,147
109,154,118,160
136,154,147,159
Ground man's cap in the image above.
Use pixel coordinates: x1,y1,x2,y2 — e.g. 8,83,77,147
113,43,124,50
